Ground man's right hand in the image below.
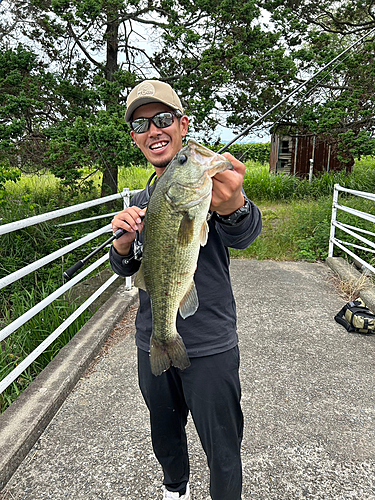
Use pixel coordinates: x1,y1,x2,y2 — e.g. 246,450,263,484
111,206,146,256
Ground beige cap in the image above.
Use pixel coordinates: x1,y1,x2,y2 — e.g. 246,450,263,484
125,80,184,122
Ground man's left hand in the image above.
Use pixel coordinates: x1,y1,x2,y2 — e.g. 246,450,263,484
211,152,245,215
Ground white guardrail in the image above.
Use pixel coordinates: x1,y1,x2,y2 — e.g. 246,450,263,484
329,183,375,274
0,188,141,395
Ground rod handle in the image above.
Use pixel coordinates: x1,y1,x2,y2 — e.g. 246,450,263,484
113,228,125,239
63,261,84,281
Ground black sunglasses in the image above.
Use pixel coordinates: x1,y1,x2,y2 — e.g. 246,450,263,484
131,110,182,134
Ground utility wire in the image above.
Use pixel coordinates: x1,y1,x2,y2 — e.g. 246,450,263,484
270,47,356,132
217,27,375,154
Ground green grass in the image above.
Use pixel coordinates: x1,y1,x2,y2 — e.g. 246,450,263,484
233,155,375,262
230,198,333,262
0,293,92,412
243,156,375,202
118,164,154,191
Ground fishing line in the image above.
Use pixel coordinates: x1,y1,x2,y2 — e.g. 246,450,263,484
217,26,375,155
270,46,357,132
91,134,118,190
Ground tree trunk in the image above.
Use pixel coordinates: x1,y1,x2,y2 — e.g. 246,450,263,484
101,165,118,198
101,9,119,198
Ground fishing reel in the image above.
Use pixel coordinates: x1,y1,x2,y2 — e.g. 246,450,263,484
133,233,143,261
119,230,143,264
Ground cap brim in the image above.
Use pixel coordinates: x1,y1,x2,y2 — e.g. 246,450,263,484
125,97,181,123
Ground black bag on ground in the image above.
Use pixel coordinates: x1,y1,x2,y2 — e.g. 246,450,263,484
335,298,375,334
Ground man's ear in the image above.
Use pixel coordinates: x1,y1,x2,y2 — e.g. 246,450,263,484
180,115,189,138
130,130,139,147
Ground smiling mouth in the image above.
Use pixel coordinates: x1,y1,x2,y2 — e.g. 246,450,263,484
150,141,169,151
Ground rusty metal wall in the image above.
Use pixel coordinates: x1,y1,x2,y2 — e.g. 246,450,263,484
270,134,279,173
271,133,351,177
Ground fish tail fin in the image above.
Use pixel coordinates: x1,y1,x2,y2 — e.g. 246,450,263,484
150,334,191,376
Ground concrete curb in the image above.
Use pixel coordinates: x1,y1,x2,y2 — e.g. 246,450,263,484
326,256,375,312
0,283,139,491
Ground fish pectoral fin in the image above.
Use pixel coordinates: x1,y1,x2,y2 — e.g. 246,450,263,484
199,220,209,246
134,263,147,291
179,281,199,319
177,212,195,247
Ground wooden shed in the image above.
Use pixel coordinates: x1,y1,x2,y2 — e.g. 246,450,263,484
270,124,354,177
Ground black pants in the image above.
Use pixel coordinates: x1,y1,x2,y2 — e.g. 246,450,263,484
138,346,243,500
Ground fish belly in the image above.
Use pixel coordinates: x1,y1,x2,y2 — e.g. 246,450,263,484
142,191,209,375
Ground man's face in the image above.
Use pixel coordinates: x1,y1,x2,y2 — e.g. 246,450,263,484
130,103,189,174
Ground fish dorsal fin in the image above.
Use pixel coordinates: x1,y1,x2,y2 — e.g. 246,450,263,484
178,212,195,247
134,263,147,291
200,220,209,246
179,280,199,319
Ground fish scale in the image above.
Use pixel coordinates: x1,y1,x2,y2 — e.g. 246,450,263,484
135,140,233,376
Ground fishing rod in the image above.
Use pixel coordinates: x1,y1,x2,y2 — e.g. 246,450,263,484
217,27,375,154
62,227,125,280
63,220,145,281
63,27,375,280
62,188,154,280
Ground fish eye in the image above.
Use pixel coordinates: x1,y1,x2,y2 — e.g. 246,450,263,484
179,154,187,164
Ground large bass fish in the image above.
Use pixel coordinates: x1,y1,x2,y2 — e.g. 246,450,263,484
135,139,233,376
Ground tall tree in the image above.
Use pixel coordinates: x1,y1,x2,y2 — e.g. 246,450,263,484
0,0,296,192
259,0,375,160
0,45,58,172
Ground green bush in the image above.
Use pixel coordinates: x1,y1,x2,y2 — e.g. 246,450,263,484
0,161,21,207
243,156,375,202
210,142,271,164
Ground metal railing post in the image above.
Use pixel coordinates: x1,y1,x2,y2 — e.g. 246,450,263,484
122,188,130,210
309,159,314,183
329,184,339,257
121,188,132,290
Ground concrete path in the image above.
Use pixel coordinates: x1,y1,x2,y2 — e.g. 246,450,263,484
1,260,375,499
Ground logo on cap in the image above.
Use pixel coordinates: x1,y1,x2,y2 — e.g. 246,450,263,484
137,83,155,97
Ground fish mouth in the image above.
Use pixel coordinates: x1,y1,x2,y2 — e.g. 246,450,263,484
189,139,216,157
187,139,233,171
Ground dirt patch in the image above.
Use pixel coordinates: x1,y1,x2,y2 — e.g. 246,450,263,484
83,302,138,378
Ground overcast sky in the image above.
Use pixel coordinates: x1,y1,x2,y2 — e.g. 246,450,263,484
214,126,270,144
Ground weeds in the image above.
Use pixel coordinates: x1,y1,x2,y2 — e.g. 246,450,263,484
118,164,153,191
230,198,333,261
329,272,370,302
0,296,92,413
243,156,375,202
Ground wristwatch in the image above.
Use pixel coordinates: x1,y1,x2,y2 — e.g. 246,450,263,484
214,198,251,226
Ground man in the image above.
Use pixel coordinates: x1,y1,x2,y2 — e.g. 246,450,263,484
110,80,262,500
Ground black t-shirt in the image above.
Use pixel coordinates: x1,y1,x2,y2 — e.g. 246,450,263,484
109,180,262,357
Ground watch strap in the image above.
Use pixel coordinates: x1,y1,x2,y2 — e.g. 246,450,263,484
214,198,251,226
